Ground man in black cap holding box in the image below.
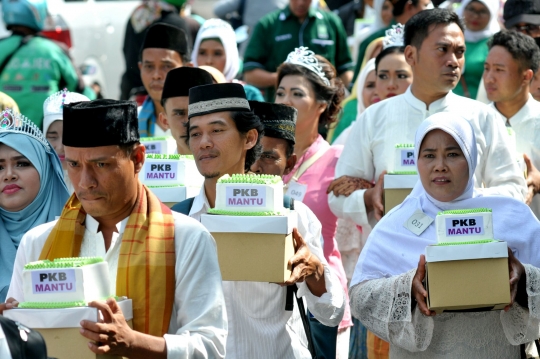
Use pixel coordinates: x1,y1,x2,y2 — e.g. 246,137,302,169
180,83,344,359
159,67,214,155
5,99,227,358
138,23,191,138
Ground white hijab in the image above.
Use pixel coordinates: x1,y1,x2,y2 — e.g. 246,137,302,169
356,58,377,115
356,0,388,46
191,18,240,81
351,112,540,286
457,0,501,43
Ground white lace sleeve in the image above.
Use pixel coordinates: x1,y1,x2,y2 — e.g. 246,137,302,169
501,263,540,345
349,269,434,352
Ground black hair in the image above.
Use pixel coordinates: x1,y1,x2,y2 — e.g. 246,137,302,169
119,141,141,157
392,0,419,17
229,111,265,171
375,46,405,71
404,8,464,49
276,56,345,127
285,140,294,159
488,30,540,74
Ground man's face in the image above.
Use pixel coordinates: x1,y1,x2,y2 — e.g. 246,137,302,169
161,96,190,155
483,45,528,103
139,48,183,104
289,0,312,19
65,144,144,219
188,112,256,179
512,22,540,39
406,23,465,94
250,137,296,176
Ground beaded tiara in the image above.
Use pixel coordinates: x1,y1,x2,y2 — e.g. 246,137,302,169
383,24,405,50
0,109,51,152
285,47,331,86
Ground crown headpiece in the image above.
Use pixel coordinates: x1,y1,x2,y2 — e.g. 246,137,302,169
383,24,405,50
0,109,52,152
285,47,330,86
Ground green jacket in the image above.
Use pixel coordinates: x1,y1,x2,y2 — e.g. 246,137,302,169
244,6,353,101
0,35,85,128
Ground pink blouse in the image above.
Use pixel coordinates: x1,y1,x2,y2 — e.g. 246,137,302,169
284,135,352,329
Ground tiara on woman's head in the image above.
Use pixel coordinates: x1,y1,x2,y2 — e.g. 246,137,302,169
0,109,51,152
383,24,405,50
285,47,331,86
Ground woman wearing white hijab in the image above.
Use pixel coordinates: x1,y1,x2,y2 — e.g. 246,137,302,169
454,0,500,98
349,112,540,358
191,18,264,101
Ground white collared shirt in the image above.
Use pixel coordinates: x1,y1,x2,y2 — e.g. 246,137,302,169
329,87,528,228
490,95,540,219
188,188,345,359
8,212,227,359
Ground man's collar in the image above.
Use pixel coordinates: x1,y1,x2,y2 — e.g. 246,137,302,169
404,86,451,112
85,214,129,235
190,187,211,216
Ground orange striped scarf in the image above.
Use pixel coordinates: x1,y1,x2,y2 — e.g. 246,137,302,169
39,184,176,337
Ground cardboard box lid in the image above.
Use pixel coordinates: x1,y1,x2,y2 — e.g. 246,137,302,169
384,174,418,189
4,299,133,329
426,240,508,262
201,212,297,234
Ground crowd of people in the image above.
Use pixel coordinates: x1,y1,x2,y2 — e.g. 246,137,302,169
0,0,539,357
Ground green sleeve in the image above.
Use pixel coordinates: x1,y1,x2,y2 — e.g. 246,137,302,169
331,99,357,142
56,51,80,92
331,14,354,74
243,18,271,72
243,84,265,101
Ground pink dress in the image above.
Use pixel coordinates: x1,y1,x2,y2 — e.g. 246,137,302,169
284,135,352,329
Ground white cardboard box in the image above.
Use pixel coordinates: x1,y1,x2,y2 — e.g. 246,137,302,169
4,299,133,359
201,213,297,282
425,241,510,314
383,174,419,214
148,186,200,207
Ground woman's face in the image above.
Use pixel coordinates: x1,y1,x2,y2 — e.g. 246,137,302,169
376,52,413,100
275,75,326,134
381,0,393,26
362,70,380,107
463,1,491,32
46,120,65,169
417,129,470,202
197,39,227,74
0,144,40,212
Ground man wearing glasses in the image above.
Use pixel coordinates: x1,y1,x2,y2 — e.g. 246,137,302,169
504,0,540,44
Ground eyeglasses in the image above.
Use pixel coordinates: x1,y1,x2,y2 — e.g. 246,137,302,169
464,7,490,17
513,24,540,37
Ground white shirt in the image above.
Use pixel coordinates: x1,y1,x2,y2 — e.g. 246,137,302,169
187,189,345,359
8,212,227,359
490,95,540,218
329,87,528,228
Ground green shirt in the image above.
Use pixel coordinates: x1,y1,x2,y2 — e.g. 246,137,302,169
454,38,489,99
0,35,81,128
243,6,353,101
352,22,394,83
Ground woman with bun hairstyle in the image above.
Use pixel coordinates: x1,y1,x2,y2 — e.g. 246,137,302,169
275,47,352,358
